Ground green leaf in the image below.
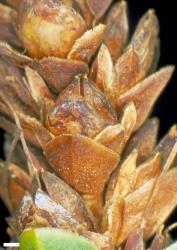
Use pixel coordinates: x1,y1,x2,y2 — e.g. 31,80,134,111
20,228,97,250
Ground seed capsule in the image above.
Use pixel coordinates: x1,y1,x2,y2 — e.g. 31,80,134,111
17,0,86,59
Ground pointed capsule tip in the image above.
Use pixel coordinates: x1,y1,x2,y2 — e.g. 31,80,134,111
158,65,175,77
148,9,156,15
143,8,158,22
164,65,175,75
151,117,160,127
120,0,127,8
169,64,175,71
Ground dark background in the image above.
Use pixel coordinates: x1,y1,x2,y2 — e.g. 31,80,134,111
0,0,177,246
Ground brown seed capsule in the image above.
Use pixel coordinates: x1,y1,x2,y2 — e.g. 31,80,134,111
41,171,95,231
116,66,175,131
46,96,108,138
44,133,119,195
17,0,87,59
104,1,129,62
18,190,83,231
113,9,159,97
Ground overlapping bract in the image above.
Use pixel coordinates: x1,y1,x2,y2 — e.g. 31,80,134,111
0,0,176,249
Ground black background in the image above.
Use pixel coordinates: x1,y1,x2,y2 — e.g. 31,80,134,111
0,0,177,246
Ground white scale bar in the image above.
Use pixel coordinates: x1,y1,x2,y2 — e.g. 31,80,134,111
3,243,20,247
